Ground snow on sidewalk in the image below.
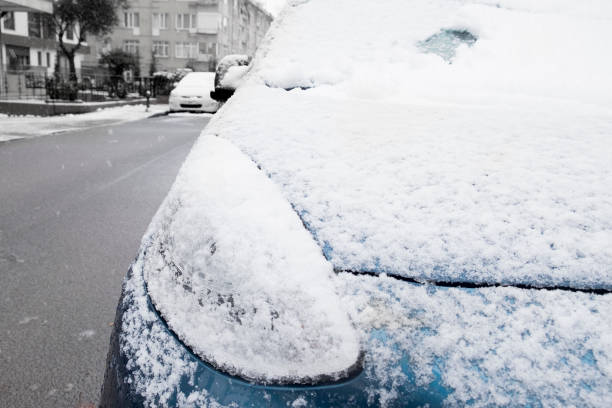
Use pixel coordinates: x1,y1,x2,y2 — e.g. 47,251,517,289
0,104,168,142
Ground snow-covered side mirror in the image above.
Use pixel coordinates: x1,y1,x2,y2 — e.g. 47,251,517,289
211,54,252,102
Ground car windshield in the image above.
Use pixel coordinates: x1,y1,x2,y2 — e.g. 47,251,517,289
417,29,477,62
176,72,215,89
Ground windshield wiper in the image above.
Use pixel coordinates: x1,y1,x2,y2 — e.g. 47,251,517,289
336,269,611,295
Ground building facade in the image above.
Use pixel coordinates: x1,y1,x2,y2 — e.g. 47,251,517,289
1,2,88,75
84,0,272,75
1,0,91,97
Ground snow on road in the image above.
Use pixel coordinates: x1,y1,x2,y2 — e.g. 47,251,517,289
0,104,168,142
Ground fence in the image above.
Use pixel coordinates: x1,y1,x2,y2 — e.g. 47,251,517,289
0,66,169,102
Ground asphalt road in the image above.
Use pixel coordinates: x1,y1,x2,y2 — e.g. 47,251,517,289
0,114,208,407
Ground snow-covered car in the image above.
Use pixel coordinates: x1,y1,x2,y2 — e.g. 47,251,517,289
169,72,219,113
101,1,612,407
210,54,251,103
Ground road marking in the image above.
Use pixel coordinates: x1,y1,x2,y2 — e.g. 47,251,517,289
81,142,189,201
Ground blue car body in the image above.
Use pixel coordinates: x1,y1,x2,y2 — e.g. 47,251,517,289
102,269,454,408
101,0,612,406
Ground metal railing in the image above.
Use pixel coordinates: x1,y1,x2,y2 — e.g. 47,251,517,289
0,66,165,102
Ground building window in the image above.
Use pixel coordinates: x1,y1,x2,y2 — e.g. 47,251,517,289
199,42,216,55
37,51,42,66
153,41,169,58
123,40,140,55
27,13,54,39
7,45,30,69
124,12,140,28
152,13,168,30
175,42,197,59
46,52,51,67
197,12,219,34
66,24,75,40
28,13,42,38
2,11,15,30
176,13,196,30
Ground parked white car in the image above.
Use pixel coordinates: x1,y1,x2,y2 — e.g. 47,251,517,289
169,72,219,113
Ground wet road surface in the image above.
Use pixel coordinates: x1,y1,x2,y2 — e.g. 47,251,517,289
0,114,208,407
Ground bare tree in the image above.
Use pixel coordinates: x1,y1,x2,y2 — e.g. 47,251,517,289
52,0,128,80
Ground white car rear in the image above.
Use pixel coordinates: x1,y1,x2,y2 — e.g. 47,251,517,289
169,72,219,113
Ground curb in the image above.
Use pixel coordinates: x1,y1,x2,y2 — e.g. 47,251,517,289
147,110,170,119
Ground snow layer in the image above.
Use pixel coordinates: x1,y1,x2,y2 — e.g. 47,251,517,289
206,0,612,288
124,0,612,404
122,258,612,407
0,104,167,142
120,263,228,408
219,66,250,89
254,0,612,107
336,274,612,407
174,72,215,94
142,135,360,382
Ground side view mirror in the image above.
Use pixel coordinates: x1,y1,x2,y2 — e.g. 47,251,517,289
211,55,252,103
210,88,236,103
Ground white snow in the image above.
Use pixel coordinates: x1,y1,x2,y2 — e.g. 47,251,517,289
219,65,249,89
0,104,167,142
120,266,222,407
206,0,612,288
18,316,39,325
173,72,215,88
170,72,219,112
254,0,612,107
336,273,612,406
124,0,612,405
77,329,96,339
142,135,360,382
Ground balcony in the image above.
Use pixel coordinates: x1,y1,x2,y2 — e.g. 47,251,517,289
0,0,52,13
197,12,220,34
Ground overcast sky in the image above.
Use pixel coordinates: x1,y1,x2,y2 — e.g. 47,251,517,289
256,0,287,16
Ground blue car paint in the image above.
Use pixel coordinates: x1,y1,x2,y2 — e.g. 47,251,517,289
101,269,454,407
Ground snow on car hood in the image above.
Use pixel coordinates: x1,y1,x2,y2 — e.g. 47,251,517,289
205,0,612,289
141,135,361,383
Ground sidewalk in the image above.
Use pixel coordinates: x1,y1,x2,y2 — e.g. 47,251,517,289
0,104,168,142
0,98,158,116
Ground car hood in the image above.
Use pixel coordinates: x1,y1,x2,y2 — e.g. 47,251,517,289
171,88,211,98
204,0,612,290
207,86,612,290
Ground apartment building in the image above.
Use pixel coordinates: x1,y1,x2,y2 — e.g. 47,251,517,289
85,0,273,75
1,0,93,97
0,2,87,75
